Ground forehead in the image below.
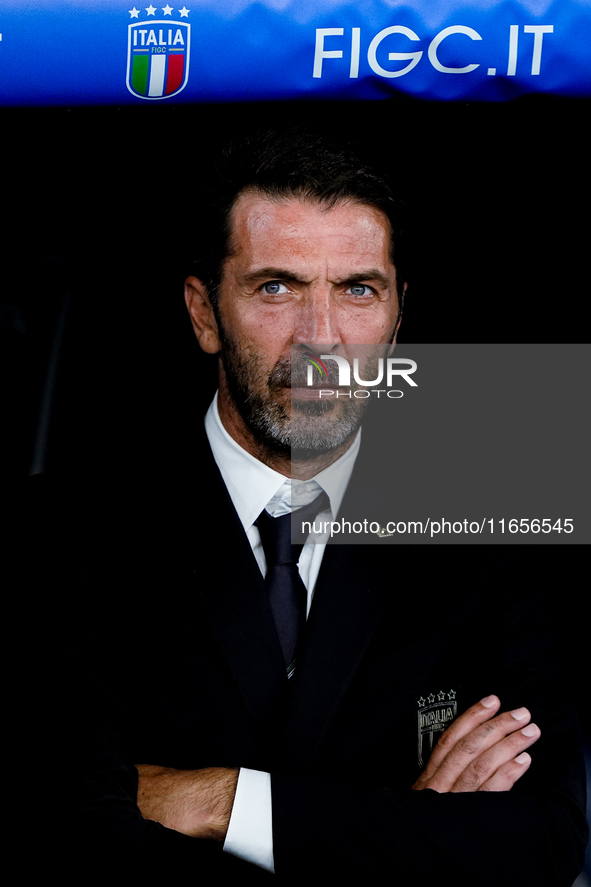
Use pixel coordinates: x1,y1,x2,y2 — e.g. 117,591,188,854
226,191,394,271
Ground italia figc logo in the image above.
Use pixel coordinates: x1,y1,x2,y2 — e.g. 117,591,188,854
126,6,191,100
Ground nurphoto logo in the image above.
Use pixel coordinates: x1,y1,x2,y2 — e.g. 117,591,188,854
304,351,418,399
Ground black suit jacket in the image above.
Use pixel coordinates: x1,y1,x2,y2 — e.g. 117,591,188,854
20,421,586,885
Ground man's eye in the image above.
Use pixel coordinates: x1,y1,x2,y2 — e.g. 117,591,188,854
347,285,374,297
261,281,289,295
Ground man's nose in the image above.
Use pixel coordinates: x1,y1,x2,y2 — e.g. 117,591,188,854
292,293,341,350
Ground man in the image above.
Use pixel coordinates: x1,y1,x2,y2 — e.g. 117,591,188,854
74,130,586,884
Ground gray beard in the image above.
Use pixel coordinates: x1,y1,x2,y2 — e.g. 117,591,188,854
247,392,365,459
218,330,368,460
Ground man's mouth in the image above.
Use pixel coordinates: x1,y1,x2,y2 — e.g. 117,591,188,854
286,382,338,388
267,360,342,398
289,385,339,399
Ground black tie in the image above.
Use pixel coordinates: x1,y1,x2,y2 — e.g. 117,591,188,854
256,491,329,678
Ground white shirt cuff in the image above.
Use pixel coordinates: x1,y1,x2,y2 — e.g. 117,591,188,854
223,768,275,873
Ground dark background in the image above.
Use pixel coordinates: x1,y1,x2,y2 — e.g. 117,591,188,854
2,94,589,879
2,95,589,479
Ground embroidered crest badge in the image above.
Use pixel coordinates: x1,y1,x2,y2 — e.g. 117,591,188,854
416,689,458,769
126,11,191,100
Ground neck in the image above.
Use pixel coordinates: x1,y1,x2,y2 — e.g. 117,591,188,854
217,391,357,480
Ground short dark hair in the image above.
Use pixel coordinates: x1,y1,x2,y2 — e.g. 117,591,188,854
191,127,407,304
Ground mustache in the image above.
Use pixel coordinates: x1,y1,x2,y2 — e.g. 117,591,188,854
268,355,342,389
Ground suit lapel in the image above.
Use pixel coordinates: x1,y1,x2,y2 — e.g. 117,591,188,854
168,417,413,763
171,437,288,727
282,428,418,767
282,544,391,767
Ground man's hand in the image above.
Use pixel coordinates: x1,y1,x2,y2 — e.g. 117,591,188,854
136,765,239,840
412,695,540,793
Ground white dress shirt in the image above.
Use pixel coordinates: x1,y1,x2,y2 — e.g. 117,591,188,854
204,393,360,872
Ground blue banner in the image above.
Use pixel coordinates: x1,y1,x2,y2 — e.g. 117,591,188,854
0,1,589,106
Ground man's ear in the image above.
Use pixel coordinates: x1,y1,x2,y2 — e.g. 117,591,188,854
184,276,221,354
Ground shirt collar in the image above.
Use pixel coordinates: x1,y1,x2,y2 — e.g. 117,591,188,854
204,392,360,532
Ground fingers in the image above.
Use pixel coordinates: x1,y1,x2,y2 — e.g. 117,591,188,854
478,752,532,792
448,722,540,792
416,695,502,782
413,696,541,794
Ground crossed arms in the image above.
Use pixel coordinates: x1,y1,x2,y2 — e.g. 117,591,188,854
77,590,587,886
135,694,541,840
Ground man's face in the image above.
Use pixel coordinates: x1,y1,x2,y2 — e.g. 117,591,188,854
189,191,403,460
